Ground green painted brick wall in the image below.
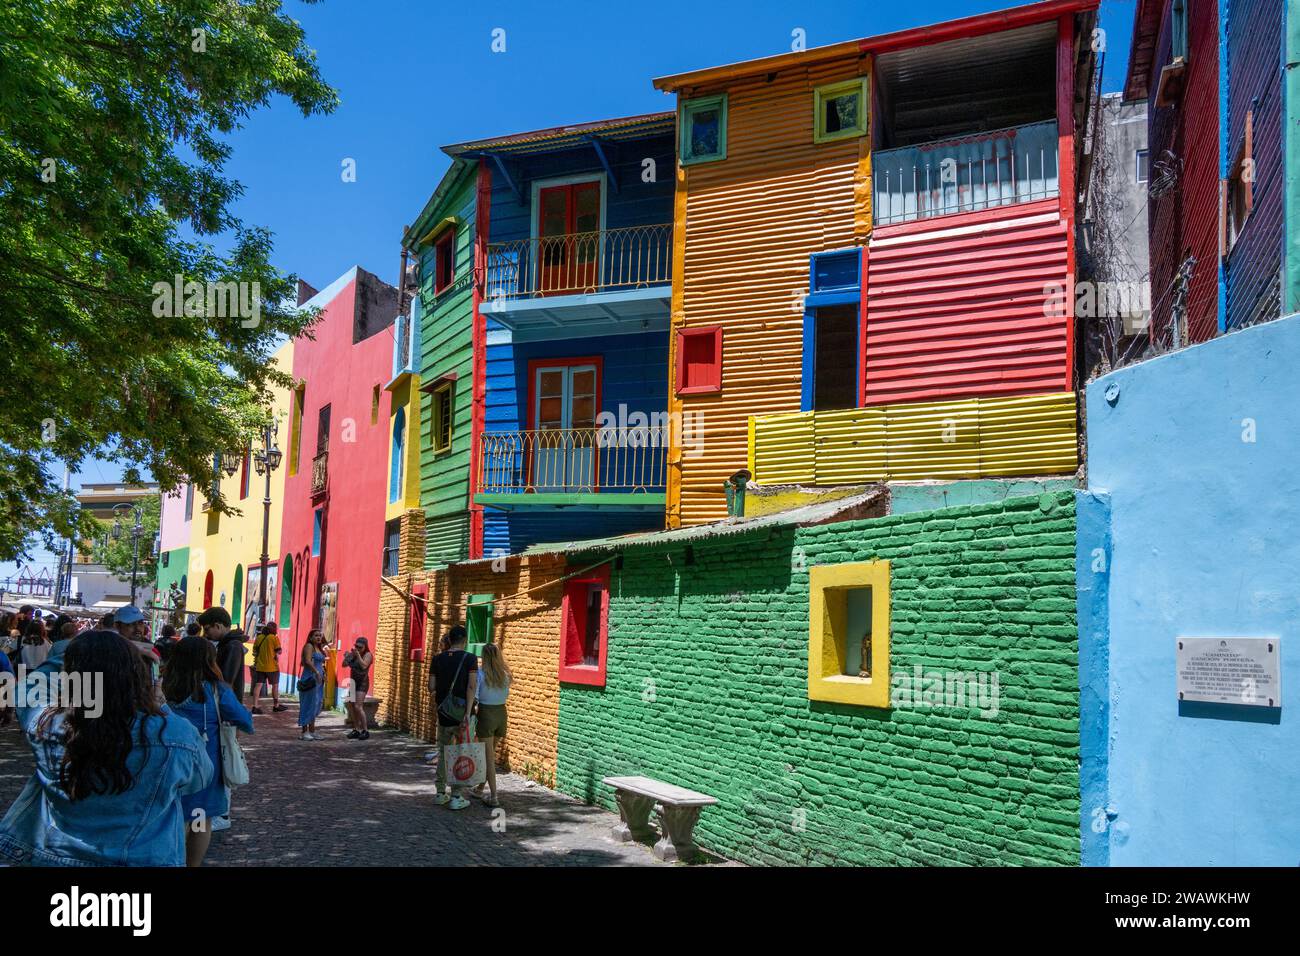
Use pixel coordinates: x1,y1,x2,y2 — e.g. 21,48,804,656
556,491,1079,866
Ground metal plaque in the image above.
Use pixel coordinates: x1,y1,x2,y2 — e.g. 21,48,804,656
1176,637,1281,707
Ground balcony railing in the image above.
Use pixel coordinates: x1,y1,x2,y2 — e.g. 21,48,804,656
479,426,668,495
486,224,672,301
311,450,328,497
873,120,1059,226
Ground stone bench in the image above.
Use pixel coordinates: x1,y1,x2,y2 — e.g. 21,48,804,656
603,775,717,863
344,696,382,728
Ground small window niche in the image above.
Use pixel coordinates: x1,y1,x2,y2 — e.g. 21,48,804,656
680,94,728,165
559,565,610,686
808,560,890,707
813,77,868,144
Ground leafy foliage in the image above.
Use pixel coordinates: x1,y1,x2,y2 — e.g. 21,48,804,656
88,494,161,585
0,0,338,561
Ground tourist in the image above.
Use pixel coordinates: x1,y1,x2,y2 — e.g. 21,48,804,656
342,636,373,741
298,629,327,740
0,612,19,658
197,606,248,702
472,643,511,808
162,636,254,866
154,624,180,664
185,621,201,638
249,621,287,715
428,625,477,810
0,630,212,866
19,619,50,670
196,606,248,832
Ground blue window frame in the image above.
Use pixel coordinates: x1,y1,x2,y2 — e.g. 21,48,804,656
389,407,406,503
802,249,863,412
312,508,323,557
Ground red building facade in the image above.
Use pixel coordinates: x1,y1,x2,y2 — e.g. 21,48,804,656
280,266,398,698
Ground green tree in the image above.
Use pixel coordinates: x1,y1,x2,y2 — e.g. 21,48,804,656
0,0,338,561
89,494,162,587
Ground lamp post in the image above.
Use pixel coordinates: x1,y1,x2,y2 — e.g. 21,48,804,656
111,502,145,605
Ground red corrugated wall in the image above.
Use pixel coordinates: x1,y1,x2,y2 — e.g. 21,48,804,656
1147,0,1221,346
863,200,1071,406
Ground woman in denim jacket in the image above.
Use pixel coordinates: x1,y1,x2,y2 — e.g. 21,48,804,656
0,630,212,867
162,636,254,866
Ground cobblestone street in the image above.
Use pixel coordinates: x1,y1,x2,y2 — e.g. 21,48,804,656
0,704,674,867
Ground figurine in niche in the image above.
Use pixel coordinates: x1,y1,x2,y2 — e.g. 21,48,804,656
858,631,872,679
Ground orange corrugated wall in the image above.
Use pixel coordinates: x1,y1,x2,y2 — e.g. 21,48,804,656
668,56,873,527
864,201,1072,405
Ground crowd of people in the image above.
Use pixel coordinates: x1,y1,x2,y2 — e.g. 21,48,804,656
0,599,515,865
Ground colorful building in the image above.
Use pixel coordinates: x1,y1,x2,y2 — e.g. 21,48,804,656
445,114,678,555
154,482,194,622
186,341,294,634
279,266,398,704
655,0,1095,526
405,159,480,568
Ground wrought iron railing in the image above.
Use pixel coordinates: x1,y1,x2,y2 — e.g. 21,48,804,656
479,426,668,494
485,224,672,300
873,120,1060,226
311,450,328,497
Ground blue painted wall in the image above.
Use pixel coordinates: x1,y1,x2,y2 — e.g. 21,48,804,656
1084,313,1300,865
477,132,674,556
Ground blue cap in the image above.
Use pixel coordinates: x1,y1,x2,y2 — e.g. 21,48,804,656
114,605,145,624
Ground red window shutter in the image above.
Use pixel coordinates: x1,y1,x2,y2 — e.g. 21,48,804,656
562,579,587,667
409,584,428,662
675,326,723,395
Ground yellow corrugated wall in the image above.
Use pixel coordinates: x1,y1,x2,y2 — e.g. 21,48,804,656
750,391,1079,484
667,55,872,526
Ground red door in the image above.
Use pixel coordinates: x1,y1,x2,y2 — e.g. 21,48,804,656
537,182,601,294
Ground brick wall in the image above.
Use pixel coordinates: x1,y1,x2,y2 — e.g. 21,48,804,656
373,541,567,786
557,492,1080,866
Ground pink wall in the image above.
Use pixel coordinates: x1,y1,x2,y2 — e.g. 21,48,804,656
279,267,397,688
159,485,191,552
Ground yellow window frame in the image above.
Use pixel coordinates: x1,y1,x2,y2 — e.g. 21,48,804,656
808,559,890,706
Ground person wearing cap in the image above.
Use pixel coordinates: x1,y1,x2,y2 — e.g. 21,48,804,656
249,621,287,715
115,605,161,690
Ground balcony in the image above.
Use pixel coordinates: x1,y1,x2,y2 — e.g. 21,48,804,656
483,224,672,342
872,120,1059,227
475,426,668,510
311,450,328,498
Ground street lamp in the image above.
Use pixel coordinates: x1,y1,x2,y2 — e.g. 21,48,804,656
221,450,243,478
251,419,283,629
111,502,145,605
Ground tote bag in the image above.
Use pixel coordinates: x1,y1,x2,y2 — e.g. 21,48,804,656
213,685,250,787
443,726,486,789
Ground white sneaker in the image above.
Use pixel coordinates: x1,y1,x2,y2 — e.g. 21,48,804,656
211,815,231,832
448,796,470,811
434,793,451,805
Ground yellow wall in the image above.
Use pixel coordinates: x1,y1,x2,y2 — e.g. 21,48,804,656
185,340,295,631
384,373,422,522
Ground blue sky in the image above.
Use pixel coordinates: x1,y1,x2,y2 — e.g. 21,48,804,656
4,0,1137,585
225,0,1137,290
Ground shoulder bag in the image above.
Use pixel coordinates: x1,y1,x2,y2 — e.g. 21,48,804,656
213,683,250,787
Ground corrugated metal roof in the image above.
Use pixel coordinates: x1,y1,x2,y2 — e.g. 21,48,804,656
443,111,675,159
509,486,888,558
653,0,1099,92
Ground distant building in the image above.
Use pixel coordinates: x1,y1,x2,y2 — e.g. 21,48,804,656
71,481,159,611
